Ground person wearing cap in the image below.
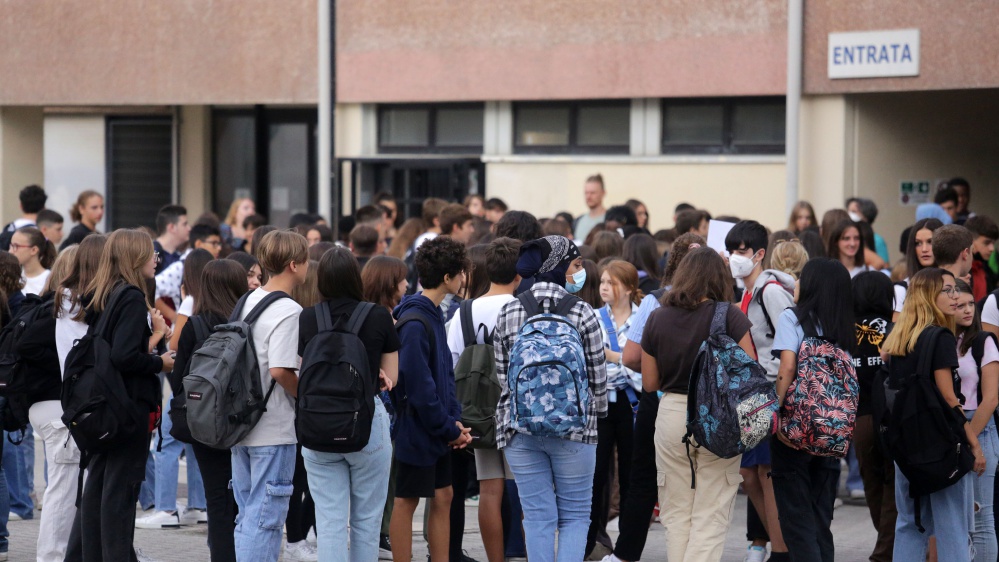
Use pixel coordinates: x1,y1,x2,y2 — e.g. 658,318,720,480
492,235,608,562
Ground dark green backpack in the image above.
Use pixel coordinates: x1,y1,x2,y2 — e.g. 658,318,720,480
453,299,501,449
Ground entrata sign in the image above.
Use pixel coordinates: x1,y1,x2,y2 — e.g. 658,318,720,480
828,29,920,79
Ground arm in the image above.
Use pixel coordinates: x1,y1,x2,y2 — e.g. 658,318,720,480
738,332,757,361
398,323,461,442
169,314,188,352
970,361,998,436
270,367,299,398
168,323,196,393
933,366,983,457
154,298,177,324
623,340,642,372
379,351,399,388
641,350,659,393
863,247,887,270
776,350,797,406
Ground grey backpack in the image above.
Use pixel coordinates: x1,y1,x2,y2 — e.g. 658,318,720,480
184,290,290,449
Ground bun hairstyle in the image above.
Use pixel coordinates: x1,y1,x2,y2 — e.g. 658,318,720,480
70,190,102,223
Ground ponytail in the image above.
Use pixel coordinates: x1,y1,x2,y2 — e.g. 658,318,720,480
16,227,55,269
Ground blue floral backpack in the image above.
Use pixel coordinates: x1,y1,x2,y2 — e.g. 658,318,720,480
683,302,778,486
508,292,590,439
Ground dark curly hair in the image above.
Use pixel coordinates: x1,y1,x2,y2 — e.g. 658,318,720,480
494,211,543,243
0,251,25,296
414,236,469,290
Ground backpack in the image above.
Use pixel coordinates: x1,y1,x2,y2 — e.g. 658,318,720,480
183,290,290,449
296,301,376,453
0,294,54,439
883,327,973,532
508,292,589,439
404,245,420,296
778,325,858,457
60,285,145,453
454,299,502,449
167,316,212,445
682,302,778,485
0,222,30,256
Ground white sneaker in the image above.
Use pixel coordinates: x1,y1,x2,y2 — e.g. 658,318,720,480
850,488,866,500
134,547,161,562
179,507,208,525
306,527,317,545
6,513,20,522
833,498,844,509
135,510,181,529
744,545,767,562
284,540,319,562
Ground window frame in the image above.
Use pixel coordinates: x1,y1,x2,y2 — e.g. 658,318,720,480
660,97,786,155
513,100,631,155
377,103,484,154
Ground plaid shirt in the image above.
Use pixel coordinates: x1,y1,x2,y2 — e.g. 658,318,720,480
493,282,608,447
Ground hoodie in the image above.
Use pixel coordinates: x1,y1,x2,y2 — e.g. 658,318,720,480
391,293,462,466
744,270,796,381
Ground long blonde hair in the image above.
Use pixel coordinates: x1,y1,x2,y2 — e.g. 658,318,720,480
882,267,956,356
224,198,254,228
87,229,154,314
44,245,78,295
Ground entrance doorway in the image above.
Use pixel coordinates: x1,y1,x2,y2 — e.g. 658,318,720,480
341,157,484,220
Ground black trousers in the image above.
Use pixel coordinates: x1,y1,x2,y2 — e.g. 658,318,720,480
449,448,473,559
191,441,237,562
770,438,841,562
286,444,316,544
65,427,149,562
612,391,659,562
588,395,635,554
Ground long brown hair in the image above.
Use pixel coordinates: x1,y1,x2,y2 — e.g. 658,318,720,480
387,218,425,259
0,252,24,296
664,247,733,310
181,249,214,307
291,260,321,308
87,229,154,314
787,201,816,233
56,233,107,320
662,233,706,287
361,255,408,311
195,260,247,320
955,279,979,357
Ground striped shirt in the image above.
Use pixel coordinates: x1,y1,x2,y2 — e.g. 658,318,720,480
493,282,608,447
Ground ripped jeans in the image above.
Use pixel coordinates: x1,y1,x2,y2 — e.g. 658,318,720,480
969,411,998,562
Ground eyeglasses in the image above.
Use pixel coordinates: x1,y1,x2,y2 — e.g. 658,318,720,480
204,240,222,247
154,251,162,265
7,243,29,252
941,286,959,297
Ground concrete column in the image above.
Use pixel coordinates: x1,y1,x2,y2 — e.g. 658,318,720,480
178,106,211,218
0,107,44,223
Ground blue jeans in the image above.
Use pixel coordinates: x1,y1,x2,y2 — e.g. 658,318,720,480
22,424,33,494
154,406,206,511
846,446,864,493
303,399,392,562
232,444,296,562
894,463,974,561
139,449,156,510
504,434,596,562
2,430,33,518
970,412,998,562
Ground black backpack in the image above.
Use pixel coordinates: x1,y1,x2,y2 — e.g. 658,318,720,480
882,326,973,532
0,293,54,439
167,316,212,445
60,285,146,454
296,301,376,453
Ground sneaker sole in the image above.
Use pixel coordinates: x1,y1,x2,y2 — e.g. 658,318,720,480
135,522,181,529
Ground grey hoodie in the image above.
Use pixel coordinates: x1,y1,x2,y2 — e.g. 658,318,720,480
745,269,796,381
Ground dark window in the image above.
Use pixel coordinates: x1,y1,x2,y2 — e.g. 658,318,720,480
514,101,630,154
661,98,785,154
377,104,484,153
106,117,173,230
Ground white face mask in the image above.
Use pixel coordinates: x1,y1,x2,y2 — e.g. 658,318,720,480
729,253,756,279
848,211,864,223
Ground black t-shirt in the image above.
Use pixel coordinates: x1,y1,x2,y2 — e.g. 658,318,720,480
298,298,401,385
888,327,963,405
59,224,96,251
853,314,890,416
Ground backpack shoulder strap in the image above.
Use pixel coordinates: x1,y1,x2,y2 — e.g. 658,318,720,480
709,301,729,336
242,291,291,325
93,284,135,337
314,301,333,333
651,288,666,301
396,313,436,351
228,291,253,323
459,299,477,348
552,294,580,317
598,306,620,353
345,302,375,336
517,291,541,318
915,326,946,377
754,281,783,339
190,316,211,343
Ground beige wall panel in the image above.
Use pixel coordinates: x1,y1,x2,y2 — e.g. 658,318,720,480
338,0,787,102
0,1,317,105
798,95,849,220
43,115,106,232
179,106,210,218
0,107,44,223
850,90,999,262
804,0,999,94
484,160,786,233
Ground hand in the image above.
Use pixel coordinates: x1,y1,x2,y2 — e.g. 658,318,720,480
378,369,393,391
449,423,472,448
150,309,167,333
973,444,987,476
160,351,176,373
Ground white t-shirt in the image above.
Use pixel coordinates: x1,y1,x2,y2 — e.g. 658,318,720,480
55,289,89,380
413,231,438,250
177,295,194,318
22,269,50,296
447,294,516,366
983,294,999,328
893,278,909,314
237,288,303,447
957,334,999,411
155,260,185,304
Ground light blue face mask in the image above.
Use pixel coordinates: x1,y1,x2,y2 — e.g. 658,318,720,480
565,268,586,293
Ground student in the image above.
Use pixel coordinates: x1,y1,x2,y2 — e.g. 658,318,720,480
36,209,65,247
240,214,268,255
225,251,263,292
604,233,703,562
933,225,976,285
439,203,475,246
464,194,486,218
484,198,508,224
850,271,896,562
640,247,752,561
951,177,973,224
493,234,607,562
574,174,608,242
299,247,400,562
827,219,868,277
165,260,244,562
362,256,409,313
445,237,520,562
386,218,426,260
221,197,257,250
0,250,32,521
964,215,998,299
413,198,449,250
625,199,649,231
587,260,642,558
64,229,175,562
770,257,856,562
847,197,890,264
10,226,55,295
675,209,710,238
769,239,809,281
389,236,472,562
622,234,661,294
725,220,795,562
306,224,334,247
953,280,999,561
349,224,383,269
895,218,945,321
787,201,817,234
167,249,216,351
153,204,191,274
0,184,46,251
155,223,223,322
883,267,984,561
230,230,308,562
60,190,104,250
936,186,960,223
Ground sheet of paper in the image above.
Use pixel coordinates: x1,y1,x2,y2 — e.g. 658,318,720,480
706,219,735,255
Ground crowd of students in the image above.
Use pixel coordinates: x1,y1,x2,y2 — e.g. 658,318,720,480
0,174,995,562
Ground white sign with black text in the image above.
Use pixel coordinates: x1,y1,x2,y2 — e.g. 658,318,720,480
828,29,920,79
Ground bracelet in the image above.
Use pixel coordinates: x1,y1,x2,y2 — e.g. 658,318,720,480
152,330,164,336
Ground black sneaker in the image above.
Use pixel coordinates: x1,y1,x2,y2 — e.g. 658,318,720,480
379,534,392,560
